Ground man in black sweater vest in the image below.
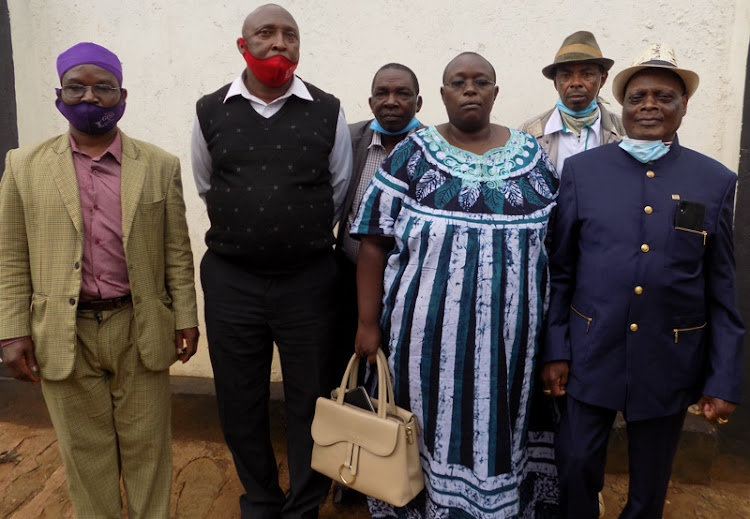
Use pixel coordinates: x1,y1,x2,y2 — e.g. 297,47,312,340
191,5,352,518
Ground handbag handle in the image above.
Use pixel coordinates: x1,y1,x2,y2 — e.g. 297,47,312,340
335,350,398,419
375,349,398,418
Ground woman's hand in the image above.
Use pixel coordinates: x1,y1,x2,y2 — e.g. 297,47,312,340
354,235,392,363
355,321,381,364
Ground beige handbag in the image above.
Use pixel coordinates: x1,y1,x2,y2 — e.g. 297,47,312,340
310,349,424,507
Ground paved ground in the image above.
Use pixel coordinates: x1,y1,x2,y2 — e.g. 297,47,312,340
1,376,749,518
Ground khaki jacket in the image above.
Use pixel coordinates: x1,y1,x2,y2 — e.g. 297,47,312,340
520,103,625,168
0,132,198,380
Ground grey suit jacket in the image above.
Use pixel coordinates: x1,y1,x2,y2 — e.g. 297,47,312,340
339,119,376,247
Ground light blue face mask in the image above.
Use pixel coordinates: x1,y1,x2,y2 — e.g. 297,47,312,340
556,97,598,117
619,137,670,163
369,117,420,136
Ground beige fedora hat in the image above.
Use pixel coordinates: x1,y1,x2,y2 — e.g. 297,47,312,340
542,31,614,79
612,43,699,104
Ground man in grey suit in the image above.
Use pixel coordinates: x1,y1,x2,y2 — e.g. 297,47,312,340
332,63,422,388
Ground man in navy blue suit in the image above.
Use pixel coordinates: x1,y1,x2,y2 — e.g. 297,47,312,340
542,43,745,519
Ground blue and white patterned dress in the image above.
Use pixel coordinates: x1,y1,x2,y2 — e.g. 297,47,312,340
351,126,560,518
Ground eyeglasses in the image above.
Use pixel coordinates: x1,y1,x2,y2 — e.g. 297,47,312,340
443,78,495,91
60,84,121,101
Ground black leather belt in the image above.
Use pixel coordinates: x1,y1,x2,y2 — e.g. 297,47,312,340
78,294,132,312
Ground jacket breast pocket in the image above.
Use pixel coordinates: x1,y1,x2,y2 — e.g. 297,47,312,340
664,225,706,272
664,200,707,272
136,197,166,228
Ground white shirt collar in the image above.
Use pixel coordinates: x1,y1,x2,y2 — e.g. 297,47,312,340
223,74,313,105
544,106,603,138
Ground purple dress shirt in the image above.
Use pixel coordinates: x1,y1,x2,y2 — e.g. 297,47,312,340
70,132,130,302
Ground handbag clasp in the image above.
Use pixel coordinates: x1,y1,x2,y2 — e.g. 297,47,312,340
338,464,357,486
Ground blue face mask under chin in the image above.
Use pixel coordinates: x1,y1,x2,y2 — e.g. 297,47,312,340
618,137,670,163
556,97,599,117
370,117,420,136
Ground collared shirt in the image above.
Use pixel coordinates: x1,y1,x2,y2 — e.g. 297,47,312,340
544,108,602,173
190,74,353,225
70,132,130,302
340,130,388,262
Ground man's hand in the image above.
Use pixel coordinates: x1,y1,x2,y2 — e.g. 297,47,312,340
696,395,736,424
354,321,381,364
175,327,200,363
2,337,40,383
542,360,569,397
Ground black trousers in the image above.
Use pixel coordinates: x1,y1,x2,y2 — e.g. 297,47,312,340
331,251,359,388
555,394,687,519
202,250,336,519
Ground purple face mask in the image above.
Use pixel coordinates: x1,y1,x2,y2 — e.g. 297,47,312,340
55,96,126,135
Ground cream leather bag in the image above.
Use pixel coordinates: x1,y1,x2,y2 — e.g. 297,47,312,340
310,350,424,506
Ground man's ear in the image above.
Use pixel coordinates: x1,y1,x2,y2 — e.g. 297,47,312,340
237,37,247,55
416,96,423,112
120,88,128,103
599,70,609,89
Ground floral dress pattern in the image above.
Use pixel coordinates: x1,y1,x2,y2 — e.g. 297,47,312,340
352,126,560,518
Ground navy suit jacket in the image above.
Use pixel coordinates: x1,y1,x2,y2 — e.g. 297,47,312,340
543,138,745,420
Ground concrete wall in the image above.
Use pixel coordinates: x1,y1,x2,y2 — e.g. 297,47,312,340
8,0,749,378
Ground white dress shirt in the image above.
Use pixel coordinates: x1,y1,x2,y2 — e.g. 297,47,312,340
544,108,603,173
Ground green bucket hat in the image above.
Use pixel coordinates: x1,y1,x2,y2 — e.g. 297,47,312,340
542,31,614,79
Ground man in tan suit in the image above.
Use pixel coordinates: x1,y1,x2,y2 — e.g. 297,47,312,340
520,31,625,174
0,42,199,518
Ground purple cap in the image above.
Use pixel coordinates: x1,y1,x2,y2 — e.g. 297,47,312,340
56,42,123,86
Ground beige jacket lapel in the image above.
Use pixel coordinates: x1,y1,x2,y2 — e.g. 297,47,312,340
48,134,83,234
119,132,147,245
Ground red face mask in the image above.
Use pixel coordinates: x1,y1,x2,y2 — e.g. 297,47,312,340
238,38,298,88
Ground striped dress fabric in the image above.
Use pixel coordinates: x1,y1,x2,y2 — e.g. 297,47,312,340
352,126,560,518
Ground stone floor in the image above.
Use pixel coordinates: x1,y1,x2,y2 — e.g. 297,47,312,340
1,376,749,518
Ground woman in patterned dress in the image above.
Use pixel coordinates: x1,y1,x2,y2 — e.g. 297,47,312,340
352,52,560,518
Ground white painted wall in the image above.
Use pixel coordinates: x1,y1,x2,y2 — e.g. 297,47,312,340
8,0,749,378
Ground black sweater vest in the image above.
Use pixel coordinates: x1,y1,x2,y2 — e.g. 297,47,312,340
197,81,340,273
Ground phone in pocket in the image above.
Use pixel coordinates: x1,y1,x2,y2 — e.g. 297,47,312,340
344,386,376,413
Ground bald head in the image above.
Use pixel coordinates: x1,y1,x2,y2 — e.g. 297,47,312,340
443,52,496,84
242,4,298,39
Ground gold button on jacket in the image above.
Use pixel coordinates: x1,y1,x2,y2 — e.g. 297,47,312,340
630,323,639,332
641,244,650,253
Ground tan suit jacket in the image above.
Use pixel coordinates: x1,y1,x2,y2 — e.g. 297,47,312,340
0,131,198,380
519,103,625,168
